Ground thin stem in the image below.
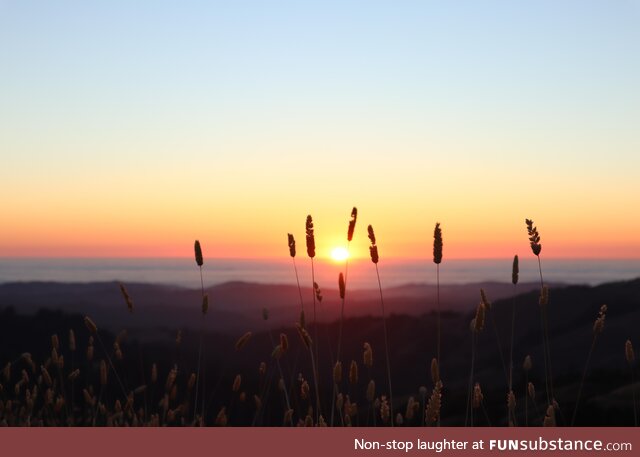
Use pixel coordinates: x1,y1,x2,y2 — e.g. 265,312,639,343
542,303,554,402
465,332,476,427
336,249,350,369
540,309,551,406
572,336,597,425
92,385,103,426
507,285,517,427
309,343,321,424
420,389,426,427
525,372,529,427
481,401,492,426
201,338,207,423
193,265,205,423
509,286,517,392
310,257,320,423
268,331,291,413
490,312,508,386
193,314,204,423
289,256,306,423
70,352,75,424
631,367,638,426
436,264,441,366
375,264,394,427
252,358,277,426
332,243,351,426
537,255,554,406
138,346,147,423
95,333,127,398
292,257,304,312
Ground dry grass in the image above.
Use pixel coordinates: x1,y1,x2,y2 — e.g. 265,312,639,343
1,212,637,428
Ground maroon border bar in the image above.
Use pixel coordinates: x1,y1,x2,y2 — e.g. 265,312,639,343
1,427,637,457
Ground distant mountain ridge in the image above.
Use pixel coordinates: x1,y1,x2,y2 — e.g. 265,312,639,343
0,279,562,335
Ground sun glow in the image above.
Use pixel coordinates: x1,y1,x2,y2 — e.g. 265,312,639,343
330,247,350,262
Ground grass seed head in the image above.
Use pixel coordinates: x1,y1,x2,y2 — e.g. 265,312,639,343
543,405,556,427
431,357,440,385
305,215,315,258
380,396,390,424
363,342,373,368
405,396,416,421
295,323,312,349
367,225,376,245
194,240,204,266
525,219,542,256
287,233,296,258
349,360,358,385
283,408,293,425
426,382,442,424
119,283,134,313
472,383,483,408
625,339,635,364
480,288,491,311
69,329,76,352
433,222,443,264
314,282,323,302
271,345,283,359
279,333,289,353
41,366,52,387
232,374,241,393
336,393,344,412
528,382,535,399
348,207,358,242
300,380,310,400
593,304,607,335
366,380,375,403
84,316,98,334
473,303,485,332
333,361,342,384
507,390,516,411
215,407,228,426
304,414,313,427
235,332,252,351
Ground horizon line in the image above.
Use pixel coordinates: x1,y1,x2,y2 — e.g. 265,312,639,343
2,255,640,261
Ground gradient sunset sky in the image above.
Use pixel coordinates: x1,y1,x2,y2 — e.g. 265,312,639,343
1,1,639,260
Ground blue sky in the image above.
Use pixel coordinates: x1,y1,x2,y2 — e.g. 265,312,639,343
1,1,639,258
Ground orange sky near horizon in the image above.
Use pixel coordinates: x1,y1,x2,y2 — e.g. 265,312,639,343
2,192,639,260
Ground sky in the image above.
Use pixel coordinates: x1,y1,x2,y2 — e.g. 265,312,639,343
1,1,639,260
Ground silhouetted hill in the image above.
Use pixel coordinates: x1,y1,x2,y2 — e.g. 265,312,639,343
0,278,638,425
0,280,557,336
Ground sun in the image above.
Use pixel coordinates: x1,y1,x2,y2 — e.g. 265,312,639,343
330,247,350,262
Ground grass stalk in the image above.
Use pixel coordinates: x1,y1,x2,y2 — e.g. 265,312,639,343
193,240,206,424
626,340,637,426
374,264,394,426
465,332,476,426
571,305,606,425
